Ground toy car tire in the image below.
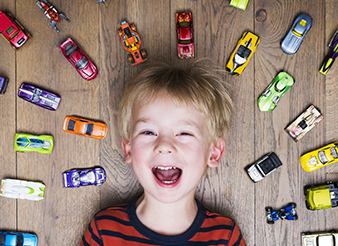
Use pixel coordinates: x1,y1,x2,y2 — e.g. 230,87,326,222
305,200,311,210
127,54,135,64
290,202,297,208
130,23,137,32
294,214,298,220
118,29,123,38
140,49,147,59
265,207,272,212
267,220,275,224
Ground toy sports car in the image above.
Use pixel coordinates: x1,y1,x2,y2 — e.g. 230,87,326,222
0,231,38,246
302,231,338,246
0,179,45,201
285,105,323,142
320,31,338,75
229,0,250,10
304,182,338,210
63,116,107,140
14,133,54,154
18,83,60,110
246,152,282,183
281,13,312,54
176,12,194,59
0,11,30,50
62,167,106,188
300,142,338,172
266,203,298,224
59,38,98,80
118,21,148,66
0,75,9,94
226,31,260,76
258,72,294,111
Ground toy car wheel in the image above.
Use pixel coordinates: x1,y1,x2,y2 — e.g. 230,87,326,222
118,29,123,38
127,54,135,64
267,220,275,224
290,203,297,208
130,24,137,32
265,207,272,212
305,200,311,210
140,49,147,59
294,214,298,220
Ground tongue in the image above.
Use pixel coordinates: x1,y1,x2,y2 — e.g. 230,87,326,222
153,168,181,182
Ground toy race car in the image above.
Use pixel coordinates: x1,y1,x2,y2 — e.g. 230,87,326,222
36,0,70,33
300,142,338,172
0,75,9,94
59,38,98,80
226,31,260,76
62,167,106,188
0,179,45,201
176,11,194,59
63,116,107,140
285,105,323,142
266,203,298,224
118,21,147,66
281,13,312,55
246,152,282,183
0,231,38,246
0,11,30,50
18,83,60,110
304,182,338,210
258,72,294,111
14,133,54,154
302,231,338,246
320,31,338,75
229,0,250,10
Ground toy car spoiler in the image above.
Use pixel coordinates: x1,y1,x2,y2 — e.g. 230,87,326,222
319,30,338,75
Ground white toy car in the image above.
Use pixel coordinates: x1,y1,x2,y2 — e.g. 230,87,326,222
0,179,45,201
302,231,338,246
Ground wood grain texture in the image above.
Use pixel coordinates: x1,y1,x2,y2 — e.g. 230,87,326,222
0,0,337,245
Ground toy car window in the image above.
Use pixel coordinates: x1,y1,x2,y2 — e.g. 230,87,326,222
32,88,42,103
85,123,94,136
317,235,334,246
0,235,5,244
65,44,77,57
76,57,89,70
6,26,15,35
318,151,328,164
237,45,252,59
179,40,192,44
67,120,76,131
16,234,23,246
331,147,338,159
123,27,132,38
28,139,44,149
179,22,190,27
293,22,306,36
258,159,275,175
16,138,29,147
81,171,95,184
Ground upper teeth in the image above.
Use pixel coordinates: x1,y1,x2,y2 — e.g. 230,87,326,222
156,166,176,170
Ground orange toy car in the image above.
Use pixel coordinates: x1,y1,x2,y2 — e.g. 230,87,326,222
118,21,147,66
63,116,107,140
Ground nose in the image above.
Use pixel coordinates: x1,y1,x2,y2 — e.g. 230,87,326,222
154,136,175,154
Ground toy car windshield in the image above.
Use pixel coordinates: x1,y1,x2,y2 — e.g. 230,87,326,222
76,57,89,70
292,20,307,36
85,123,94,135
236,45,252,63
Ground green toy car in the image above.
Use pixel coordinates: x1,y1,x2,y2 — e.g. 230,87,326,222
229,0,250,10
14,133,54,154
304,182,338,210
258,72,294,111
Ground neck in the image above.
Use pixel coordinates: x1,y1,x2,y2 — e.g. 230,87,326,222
135,193,198,236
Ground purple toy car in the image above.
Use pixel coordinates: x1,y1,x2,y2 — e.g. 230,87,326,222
62,167,106,188
18,83,60,110
0,75,9,94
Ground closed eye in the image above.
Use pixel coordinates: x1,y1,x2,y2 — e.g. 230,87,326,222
142,131,156,136
178,132,192,136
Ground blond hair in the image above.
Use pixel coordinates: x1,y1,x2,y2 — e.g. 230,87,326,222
118,59,234,143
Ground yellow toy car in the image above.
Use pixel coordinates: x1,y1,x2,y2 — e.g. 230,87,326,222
226,31,260,76
300,142,338,172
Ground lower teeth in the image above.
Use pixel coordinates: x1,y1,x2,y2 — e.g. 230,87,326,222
162,179,177,184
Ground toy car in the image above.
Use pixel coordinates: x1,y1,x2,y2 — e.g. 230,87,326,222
14,133,54,154
281,13,312,54
63,116,107,140
304,182,338,210
0,178,45,201
229,0,250,10
0,75,9,94
246,152,282,183
0,231,38,246
176,12,194,59
226,31,260,76
118,21,147,66
0,11,30,50
302,231,338,246
320,31,338,75
300,142,338,172
18,83,60,110
62,167,106,188
59,38,98,80
36,0,70,33
285,105,323,142
266,203,298,224
258,72,294,111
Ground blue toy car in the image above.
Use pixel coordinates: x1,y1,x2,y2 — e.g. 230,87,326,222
281,13,312,54
0,75,9,94
62,167,106,188
266,203,298,224
0,231,37,246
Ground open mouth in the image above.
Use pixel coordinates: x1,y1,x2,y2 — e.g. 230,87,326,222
152,166,182,184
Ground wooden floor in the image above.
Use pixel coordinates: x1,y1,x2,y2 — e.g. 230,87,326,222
1,0,338,245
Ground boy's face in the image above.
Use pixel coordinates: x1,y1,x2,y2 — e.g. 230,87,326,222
122,93,225,204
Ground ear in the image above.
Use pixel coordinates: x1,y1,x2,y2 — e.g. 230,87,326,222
207,137,225,168
121,139,132,163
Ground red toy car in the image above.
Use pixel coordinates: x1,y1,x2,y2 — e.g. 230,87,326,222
118,21,147,66
0,11,30,50
176,12,194,59
59,38,98,80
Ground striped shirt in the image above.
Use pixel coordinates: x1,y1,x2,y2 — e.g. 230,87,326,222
80,198,246,246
